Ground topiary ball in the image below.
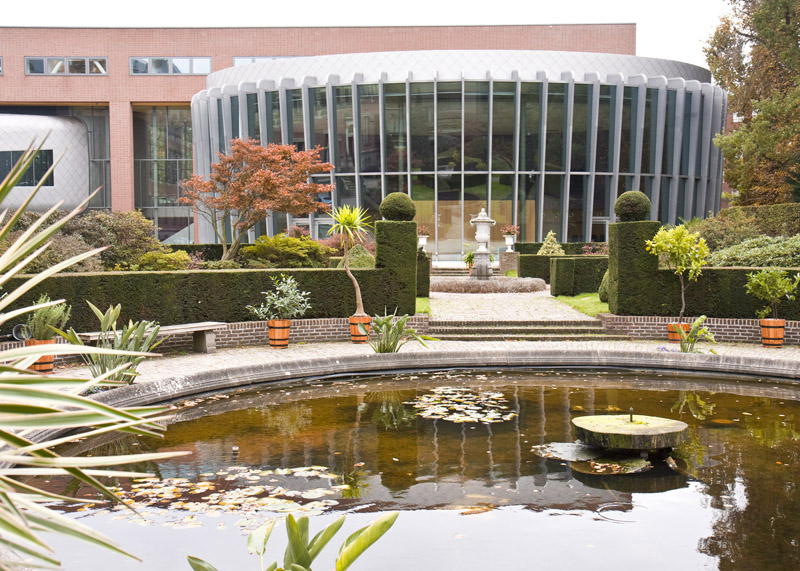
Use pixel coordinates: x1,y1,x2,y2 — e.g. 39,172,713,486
379,192,416,221
614,191,651,222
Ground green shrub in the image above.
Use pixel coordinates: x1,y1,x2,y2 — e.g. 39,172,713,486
134,250,192,271
614,190,651,222
519,255,553,281
205,260,243,269
516,242,590,255
710,235,800,268
417,247,431,298
745,268,800,319
537,231,565,255
240,234,332,268
379,192,416,221
246,273,312,320
24,294,71,341
3,231,103,273
336,243,375,269
691,208,761,251
732,203,800,237
172,244,224,261
598,269,609,302
86,211,164,269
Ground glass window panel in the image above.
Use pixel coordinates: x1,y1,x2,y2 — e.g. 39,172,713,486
26,57,44,74
681,93,693,176
167,107,192,160
662,90,677,175
545,83,566,172
360,175,382,223
154,107,168,160
246,93,260,142
571,84,591,173
591,222,607,243
161,162,179,205
384,83,407,173
171,58,191,74
89,58,107,74
464,174,488,251
490,174,514,246
130,57,149,74
434,171,461,257
192,58,211,74
333,86,355,173
619,86,636,174
696,94,705,177
492,82,516,171
152,58,170,75
230,95,240,140
309,88,329,162
409,82,435,172
542,174,562,239
0,152,12,181
271,212,288,236
567,175,586,242
335,176,356,207
358,85,380,172
517,173,537,242
642,88,658,174
233,57,252,67
385,175,408,195
217,99,225,154
677,178,687,219
47,58,65,74
519,82,541,171
593,175,611,217
596,85,613,173
68,58,86,74
265,92,281,144
437,81,462,173
287,89,305,150
33,150,54,187
463,82,489,171
410,174,435,243
10,151,34,186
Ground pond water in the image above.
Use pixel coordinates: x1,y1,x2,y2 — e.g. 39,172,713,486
42,369,800,570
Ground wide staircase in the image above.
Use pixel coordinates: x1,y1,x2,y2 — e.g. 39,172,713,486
431,267,470,277
427,319,627,342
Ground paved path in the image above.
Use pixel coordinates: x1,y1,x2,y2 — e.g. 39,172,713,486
430,289,595,322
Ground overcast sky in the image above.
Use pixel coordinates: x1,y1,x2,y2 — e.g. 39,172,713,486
3,0,731,69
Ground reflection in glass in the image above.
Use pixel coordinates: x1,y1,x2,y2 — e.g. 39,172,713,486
246,93,260,141
336,176,356,208
192,58,212,75
463,82,489,171
463,174,488,251
26,58,45,74
171,58,191,74
130,57,148,74
384,84,407,172
642,88,658,174
358,85,380,172
519,83,541,171
492,82,516,171
490,174,513,248
361,176,382,223
438,82,462,172
410,83,435,172
333,86,355,172
517,174,537,242
545,83,566,172
619,86,636,173
385,175,408,195
89,58,106,74
152,58,170,74
47,58,65,74
596,85,612,173
567,175,586,241
230,95,239,140
411,174,435,245
542,174,562,239
265,92,281,144
69,58,87,75
662,90,677,175
571,84,591,173
436,170,461,257
308,88,329,161
286,90,304,150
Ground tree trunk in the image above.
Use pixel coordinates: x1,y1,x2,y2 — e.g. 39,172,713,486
678,274,686,321
344,242,367,316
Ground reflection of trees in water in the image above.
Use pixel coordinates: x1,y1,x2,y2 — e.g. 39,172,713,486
264,404,312,440
364,391,415,432
672,391,716,420
698,409,800,569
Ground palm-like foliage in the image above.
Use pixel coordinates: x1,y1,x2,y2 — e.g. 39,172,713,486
359,310,434,353
328,206,372,317
0,142,187,569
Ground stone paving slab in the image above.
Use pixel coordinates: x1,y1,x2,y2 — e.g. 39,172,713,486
430,289,595,322
73,338,800,409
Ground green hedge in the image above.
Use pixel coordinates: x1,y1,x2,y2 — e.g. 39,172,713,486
171,244,224,261
417,248,431,298
550,256,609,296
730,203,800,237
515,242,595,255
608,221,800,319
519,255,554,281
8,221,417,331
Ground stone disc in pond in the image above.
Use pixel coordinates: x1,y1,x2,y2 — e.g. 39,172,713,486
571,456,653,476
531,442,605,462
572,414,688,450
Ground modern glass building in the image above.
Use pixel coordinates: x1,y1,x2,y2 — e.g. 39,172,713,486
193,50,726,259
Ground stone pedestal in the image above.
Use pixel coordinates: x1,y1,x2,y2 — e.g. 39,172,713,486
473,251,492,280
499,251,519,275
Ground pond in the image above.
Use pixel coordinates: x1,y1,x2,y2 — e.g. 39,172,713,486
42,369,800,570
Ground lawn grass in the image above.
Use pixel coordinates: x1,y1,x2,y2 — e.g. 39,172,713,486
504,270,518,277
554,292,608,318
416,297,431,315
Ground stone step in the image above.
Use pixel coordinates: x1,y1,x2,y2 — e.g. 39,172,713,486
430,333,629,342
429,325,607,335
431,270,470,276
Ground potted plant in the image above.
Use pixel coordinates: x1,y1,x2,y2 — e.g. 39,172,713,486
22,294,71,373
246,273,312,349
417,225,430,250
462,245,475,274
645,225,710,342
501,224,520,252
745,268,800,347
328,205,373,343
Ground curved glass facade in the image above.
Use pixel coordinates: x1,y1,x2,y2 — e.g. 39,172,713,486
193,52,726,259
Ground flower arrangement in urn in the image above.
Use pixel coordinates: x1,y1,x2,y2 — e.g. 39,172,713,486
501,224,520,237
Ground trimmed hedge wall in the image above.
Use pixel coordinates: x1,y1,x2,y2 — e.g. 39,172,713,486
515,242,595,255
417,248,431,298
608,221,800,319
171,244,224,261
731,203,800,237
9,222,417,331
519,255,554,282
550,256,609,296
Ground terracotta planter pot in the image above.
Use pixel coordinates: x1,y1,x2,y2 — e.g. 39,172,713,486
667,323,690,343
760,318,785,348
25,338,56,373
267,319,291,349
349,315,371,344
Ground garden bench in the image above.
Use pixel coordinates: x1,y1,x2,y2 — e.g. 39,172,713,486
78,321,227,354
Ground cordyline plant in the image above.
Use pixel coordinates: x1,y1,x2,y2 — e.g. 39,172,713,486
0,142,187,568
181,138,334,261
328,205,372,318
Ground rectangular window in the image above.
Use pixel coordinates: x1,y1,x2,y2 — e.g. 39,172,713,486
0,56,3,75
130,57,211,75
26,57,107,75
0,149,54,186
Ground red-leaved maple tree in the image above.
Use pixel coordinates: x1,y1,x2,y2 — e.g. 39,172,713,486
180,138,333,260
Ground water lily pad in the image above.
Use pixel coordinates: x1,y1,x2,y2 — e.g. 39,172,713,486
531,442,605,462
571,456,652,476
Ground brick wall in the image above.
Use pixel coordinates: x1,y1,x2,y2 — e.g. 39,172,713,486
598,314,800,346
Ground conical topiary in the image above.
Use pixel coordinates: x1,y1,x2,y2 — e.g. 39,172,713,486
537,231,565,255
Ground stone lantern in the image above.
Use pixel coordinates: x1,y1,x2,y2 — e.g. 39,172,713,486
469,208,495,279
